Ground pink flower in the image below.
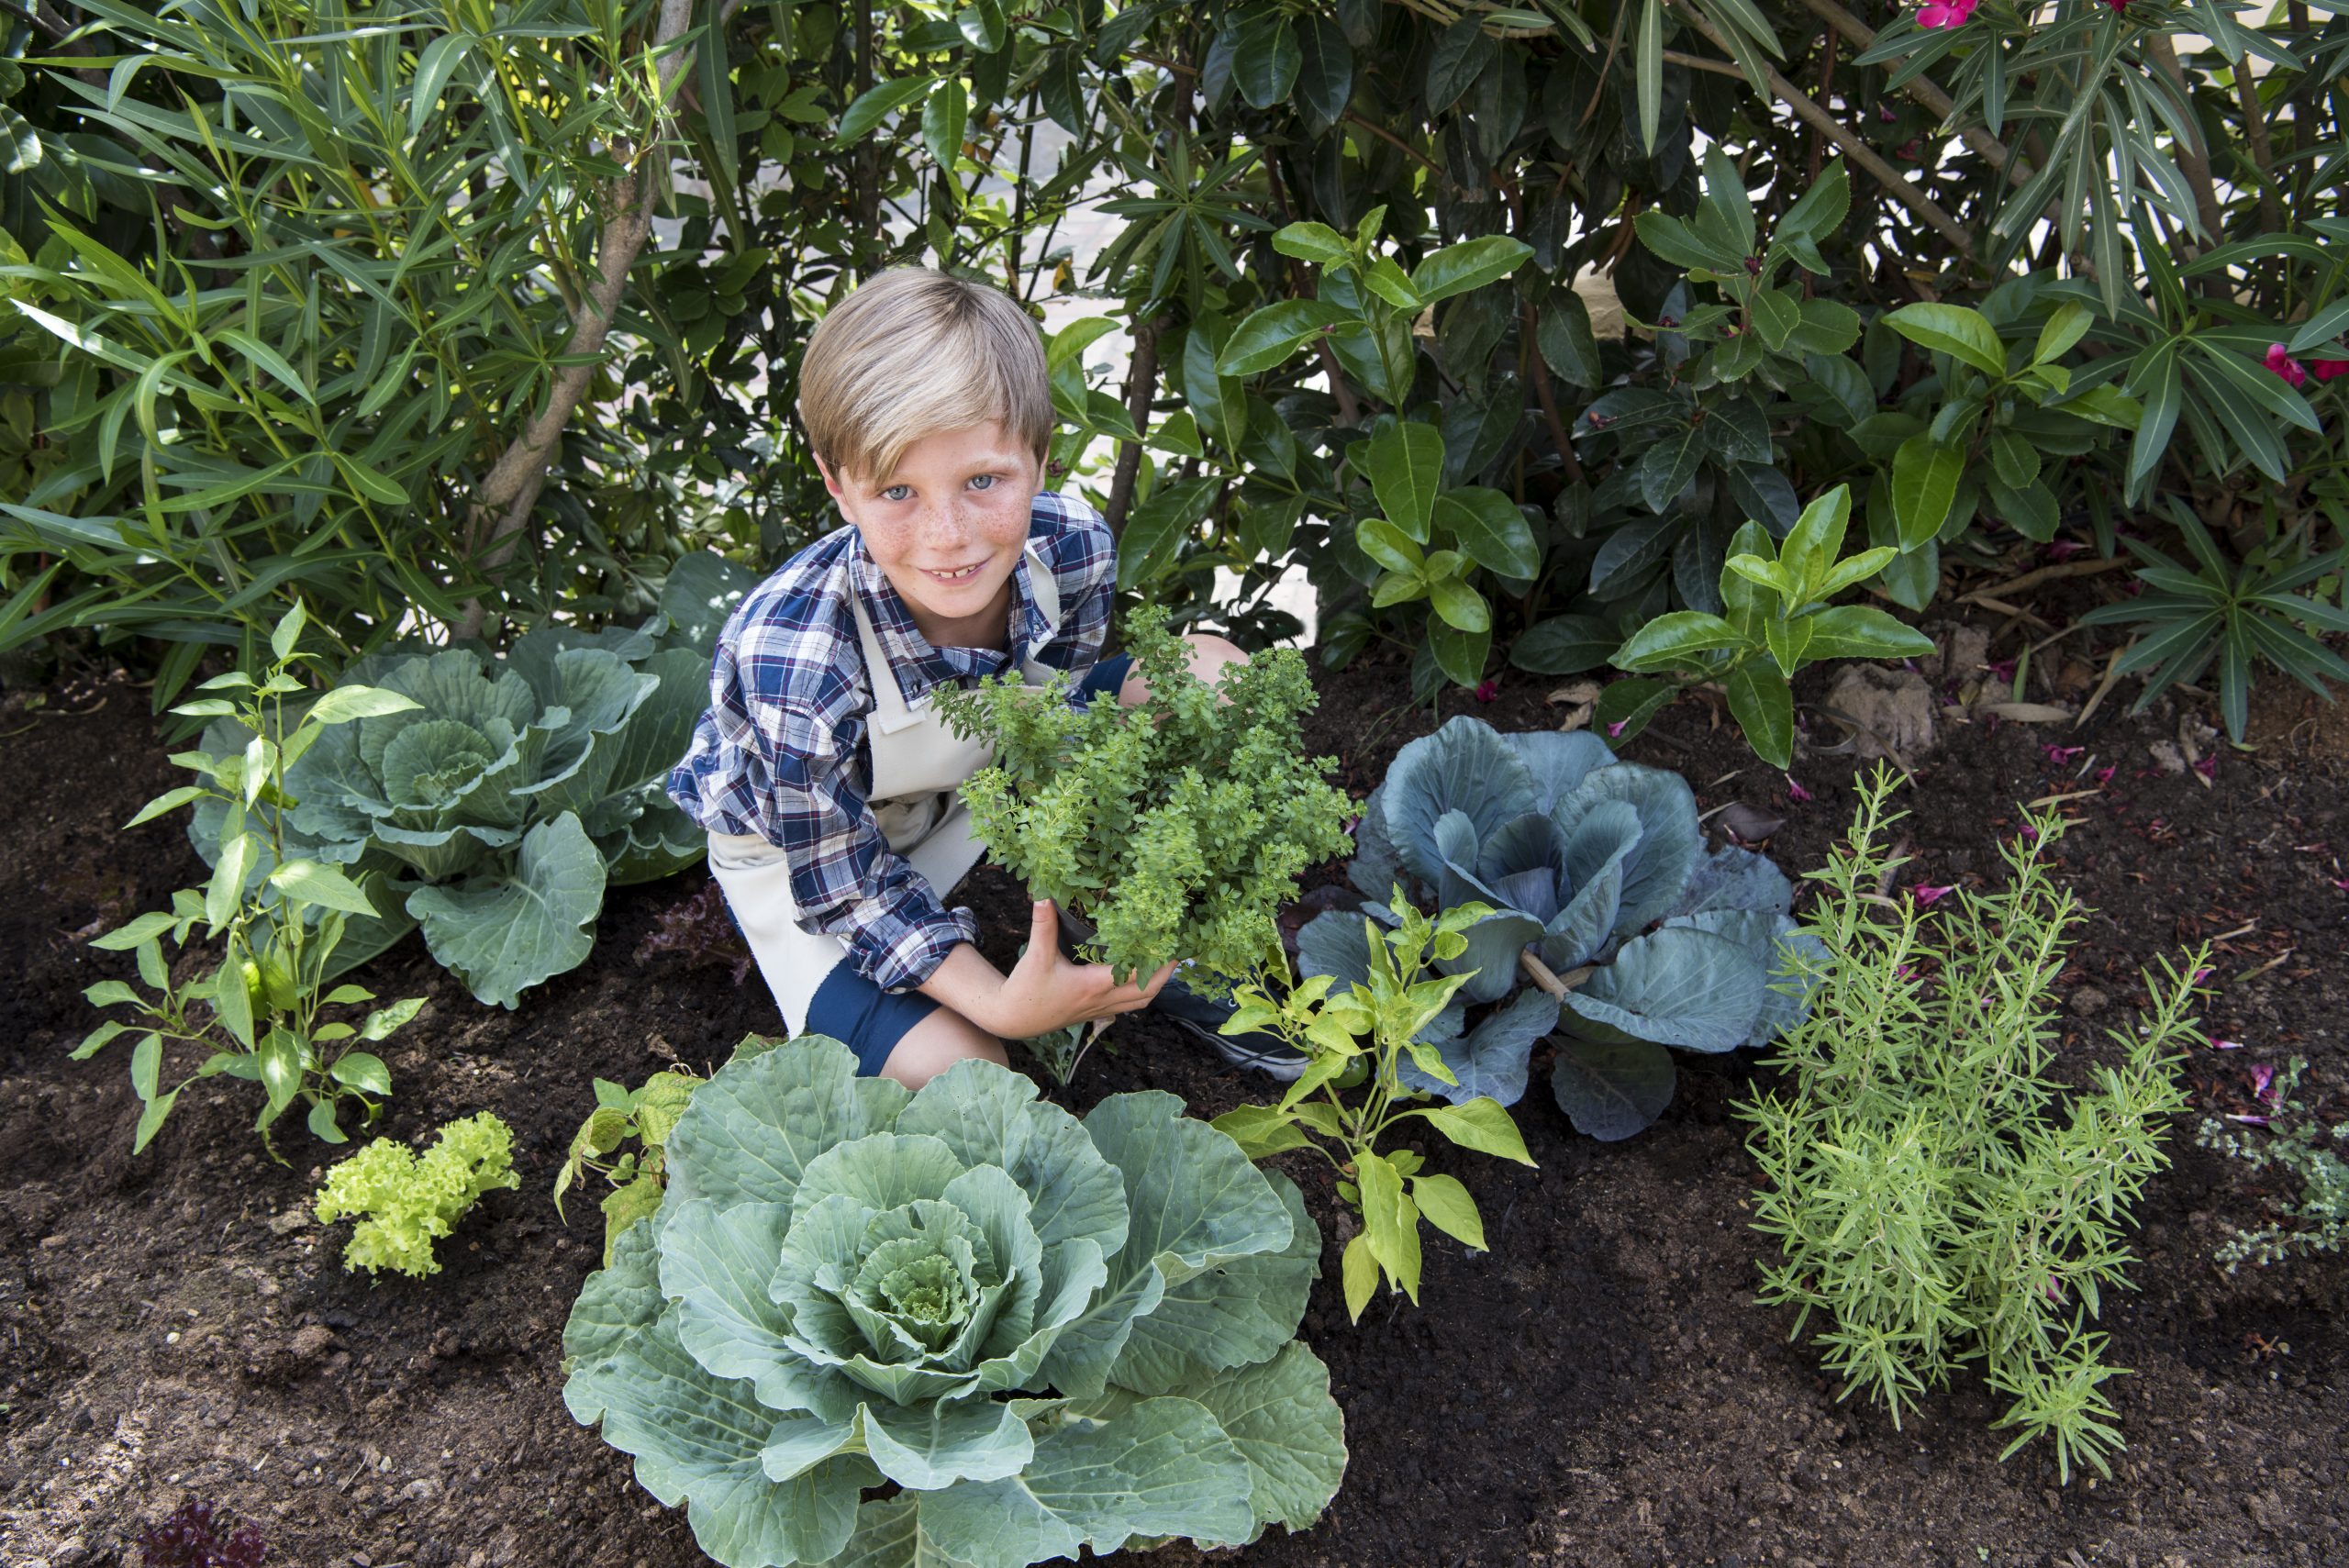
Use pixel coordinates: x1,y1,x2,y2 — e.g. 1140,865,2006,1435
1606,718,1628,739
2094,765,2117,786
2194,754,2217,780
2046,539,2088,561
2043,744,2085,766
2334,878,2349,892
2250,1063,2278,1104
1474,678,1499,703
1917,0,1977,27
2213,1039,2243,1051
1909,884,1954,906
1988,657,2018,684
2314,357,2349,383
1786,773,1813,803
2266,343,2309,388
2192,965,2214,984
2098,0,2127,12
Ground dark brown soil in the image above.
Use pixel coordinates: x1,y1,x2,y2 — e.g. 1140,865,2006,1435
1,626,2343,1568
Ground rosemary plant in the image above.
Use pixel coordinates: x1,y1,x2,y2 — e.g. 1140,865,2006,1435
1738,770,2205,1484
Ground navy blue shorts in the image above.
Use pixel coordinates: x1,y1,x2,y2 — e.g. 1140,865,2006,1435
761,652,1134,1076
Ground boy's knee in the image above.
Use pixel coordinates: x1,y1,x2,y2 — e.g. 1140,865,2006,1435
1182,632,1246,682
1120,633,1248,706
879,1007,1008,1089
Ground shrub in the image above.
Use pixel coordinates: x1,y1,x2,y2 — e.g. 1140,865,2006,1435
314,1112,518,1279
2198,1058,2349,1272
562,1040,1346,1567
939,601,1353,992
1737,771,2204,1483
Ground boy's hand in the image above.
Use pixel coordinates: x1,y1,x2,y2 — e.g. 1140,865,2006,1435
986,900,1174,1039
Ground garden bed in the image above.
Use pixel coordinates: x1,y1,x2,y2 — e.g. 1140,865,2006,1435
1,634,2343,1568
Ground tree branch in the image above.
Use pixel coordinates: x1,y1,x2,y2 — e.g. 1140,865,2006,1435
1791,0,2029,185
2144,32,2227,253
1669,9,1976,261
1103,317,1163,539
458,0,698,639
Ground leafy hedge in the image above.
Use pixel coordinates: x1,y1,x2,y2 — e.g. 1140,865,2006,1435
6,0,2343,729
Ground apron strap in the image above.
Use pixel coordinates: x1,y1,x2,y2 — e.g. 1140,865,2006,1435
851,541,1062,735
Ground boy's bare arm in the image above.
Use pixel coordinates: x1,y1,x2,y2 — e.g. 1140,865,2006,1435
917,900,1174,1039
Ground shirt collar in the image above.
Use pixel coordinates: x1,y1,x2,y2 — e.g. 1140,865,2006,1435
846,526,1052,706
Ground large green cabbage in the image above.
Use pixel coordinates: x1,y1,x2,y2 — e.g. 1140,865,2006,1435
187,554,752,1008
562,1040,1347,1568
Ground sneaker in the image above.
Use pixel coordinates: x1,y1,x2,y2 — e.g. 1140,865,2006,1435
1152,971,1310,1082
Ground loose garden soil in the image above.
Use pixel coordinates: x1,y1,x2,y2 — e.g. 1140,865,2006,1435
2,617,2343,1568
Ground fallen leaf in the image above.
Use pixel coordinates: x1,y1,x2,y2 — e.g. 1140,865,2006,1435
1718,803,1786,844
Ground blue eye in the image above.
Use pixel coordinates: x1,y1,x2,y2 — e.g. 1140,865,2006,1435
882,484,910,502
970,473,996,491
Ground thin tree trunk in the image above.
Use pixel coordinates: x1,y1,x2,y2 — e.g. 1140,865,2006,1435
457,0,699,639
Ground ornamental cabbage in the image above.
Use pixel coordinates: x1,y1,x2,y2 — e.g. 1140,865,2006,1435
1307,716,1821,1139
561,1039,1347,1568
188,556,753,1007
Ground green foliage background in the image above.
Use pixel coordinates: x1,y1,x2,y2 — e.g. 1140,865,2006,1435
2,0,2343,724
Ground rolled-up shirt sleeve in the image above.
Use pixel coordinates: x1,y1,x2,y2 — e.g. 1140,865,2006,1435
751,696,976,992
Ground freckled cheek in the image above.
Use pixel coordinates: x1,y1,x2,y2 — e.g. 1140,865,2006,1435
974,495,1031,551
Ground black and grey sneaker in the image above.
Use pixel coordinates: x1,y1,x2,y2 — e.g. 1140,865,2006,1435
1151,970,1310,1082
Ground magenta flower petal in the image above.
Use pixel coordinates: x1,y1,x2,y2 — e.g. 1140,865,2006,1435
1909,884,1954,906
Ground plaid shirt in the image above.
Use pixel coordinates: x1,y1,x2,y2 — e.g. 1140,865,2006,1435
667,490,1116,992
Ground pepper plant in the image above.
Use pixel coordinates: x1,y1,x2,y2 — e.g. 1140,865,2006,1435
75,602,426,1152
1213,891,1537,1322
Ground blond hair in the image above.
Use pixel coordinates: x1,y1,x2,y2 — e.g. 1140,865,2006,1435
796,267,1054,484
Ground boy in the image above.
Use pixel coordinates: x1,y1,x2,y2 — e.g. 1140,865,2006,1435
667,267,1303,1089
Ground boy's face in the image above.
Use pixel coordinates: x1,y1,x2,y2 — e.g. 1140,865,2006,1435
818,419,1044,651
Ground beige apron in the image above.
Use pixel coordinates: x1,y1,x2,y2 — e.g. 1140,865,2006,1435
707,544,1063,1029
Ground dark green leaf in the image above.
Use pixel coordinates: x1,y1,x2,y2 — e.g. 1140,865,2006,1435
1408,237,1534,306
1360,421,1446,542
1219,300,1354,376
837,76,938,145
1890,433,1962,550
1724,662,1795,767
1511,615,1619,674
1885,303,2008,379
1426,17,1499,113
1431,488,1541,577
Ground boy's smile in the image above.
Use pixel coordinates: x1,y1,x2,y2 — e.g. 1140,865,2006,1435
817,419,1044,652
